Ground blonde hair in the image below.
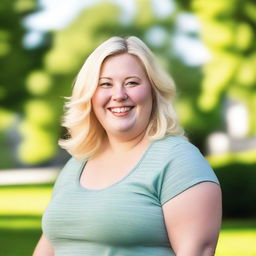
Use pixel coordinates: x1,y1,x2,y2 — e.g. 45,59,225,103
59,36,185,160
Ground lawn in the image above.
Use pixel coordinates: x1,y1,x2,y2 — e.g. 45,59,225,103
0,183,255,256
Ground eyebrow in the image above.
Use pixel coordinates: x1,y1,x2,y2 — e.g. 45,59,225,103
99,77,112,80
99,76,141,80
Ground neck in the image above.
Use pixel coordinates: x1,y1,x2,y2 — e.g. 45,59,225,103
104,131,150,154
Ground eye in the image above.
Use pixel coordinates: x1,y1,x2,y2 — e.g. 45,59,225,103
99,82,112,87
125,81,139,87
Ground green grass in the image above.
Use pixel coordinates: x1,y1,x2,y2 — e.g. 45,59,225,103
0,183,53,256
0,183,256,256
216,219,256,256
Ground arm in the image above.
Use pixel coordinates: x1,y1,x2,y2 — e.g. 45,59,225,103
33,234,54,256
162,182,222,256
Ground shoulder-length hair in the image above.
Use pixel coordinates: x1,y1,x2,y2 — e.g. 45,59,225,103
59,36,185,160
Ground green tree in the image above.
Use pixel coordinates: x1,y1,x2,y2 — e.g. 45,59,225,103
0,0,50,167
180,0,256,136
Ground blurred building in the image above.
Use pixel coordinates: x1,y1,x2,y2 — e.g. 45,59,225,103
207,97,256,155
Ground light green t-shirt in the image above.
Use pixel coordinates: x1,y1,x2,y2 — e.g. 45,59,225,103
42,135,219,256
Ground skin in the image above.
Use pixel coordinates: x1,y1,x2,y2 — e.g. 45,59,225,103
33,234,54,256
80,53,154,189
163,182,222,255
33,53,222,255
92,53,153,142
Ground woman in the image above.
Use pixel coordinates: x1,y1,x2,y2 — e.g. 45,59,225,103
33,36,222,256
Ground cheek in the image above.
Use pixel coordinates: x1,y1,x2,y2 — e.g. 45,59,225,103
92,90,110,108
130,86,152,105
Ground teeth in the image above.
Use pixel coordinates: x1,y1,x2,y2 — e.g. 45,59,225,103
111,107,132,113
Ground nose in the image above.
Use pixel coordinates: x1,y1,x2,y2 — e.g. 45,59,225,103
112,85,128,101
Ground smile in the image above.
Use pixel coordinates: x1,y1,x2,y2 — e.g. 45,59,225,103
110,107,133,113
108,106,134,116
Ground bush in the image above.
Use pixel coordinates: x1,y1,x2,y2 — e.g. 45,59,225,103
214,162,256,218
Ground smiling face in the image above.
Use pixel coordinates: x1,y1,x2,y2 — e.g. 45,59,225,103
91,53,153,140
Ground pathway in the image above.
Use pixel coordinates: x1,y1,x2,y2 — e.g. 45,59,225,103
0,168,60,185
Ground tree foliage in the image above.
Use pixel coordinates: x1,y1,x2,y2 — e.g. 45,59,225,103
187,0,256,135
0,0,51,167
2,0,255,167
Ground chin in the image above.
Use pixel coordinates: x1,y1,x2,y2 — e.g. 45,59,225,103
113,126,134,133
106,124,136,135
108,120,135,131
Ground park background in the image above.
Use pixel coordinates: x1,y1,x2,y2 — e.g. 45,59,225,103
0,0,256,255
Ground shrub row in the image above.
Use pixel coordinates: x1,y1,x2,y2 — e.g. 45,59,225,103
214,162,256,218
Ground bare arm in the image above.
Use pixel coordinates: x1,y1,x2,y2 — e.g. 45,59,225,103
33,234,54,256
162,182,222,256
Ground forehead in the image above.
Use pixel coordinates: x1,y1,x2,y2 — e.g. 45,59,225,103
100,53,147,76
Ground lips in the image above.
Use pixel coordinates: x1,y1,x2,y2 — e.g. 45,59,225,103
107,106,134,117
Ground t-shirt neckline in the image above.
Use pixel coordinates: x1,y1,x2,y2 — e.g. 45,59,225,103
76,139,157,192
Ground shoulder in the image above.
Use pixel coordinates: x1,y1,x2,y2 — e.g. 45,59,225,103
62,157,83,170
52,157,84,196
155,136,220,205
150,135,200,161
57,157,84,179
157,135,213,171
152,136,219,182
153,135,193,150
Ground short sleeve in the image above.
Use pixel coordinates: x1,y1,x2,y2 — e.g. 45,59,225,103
160,141,219,205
